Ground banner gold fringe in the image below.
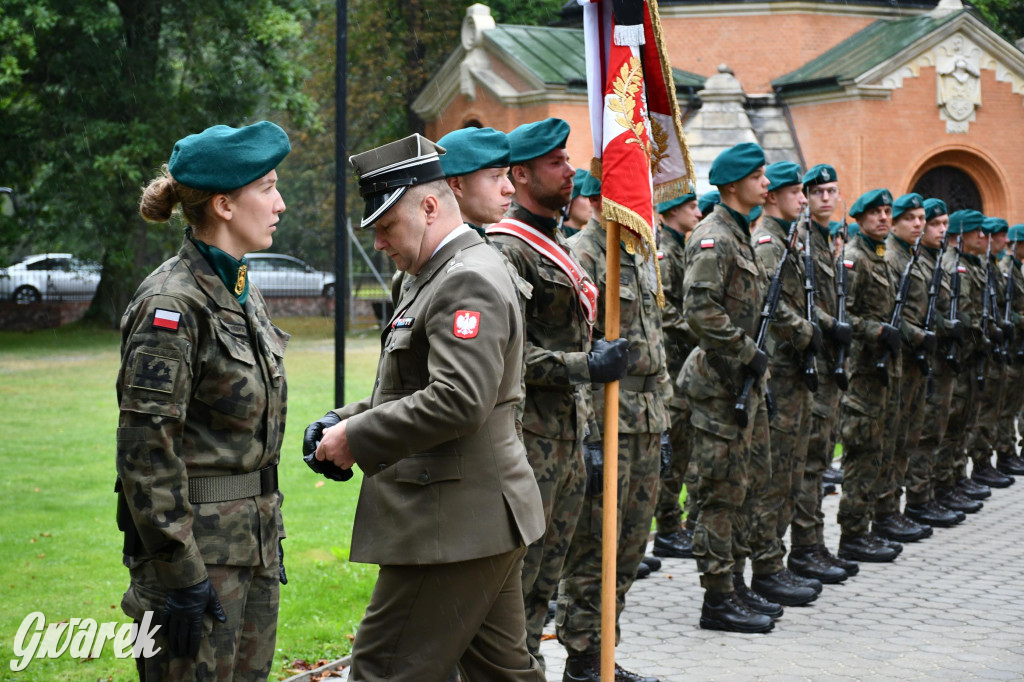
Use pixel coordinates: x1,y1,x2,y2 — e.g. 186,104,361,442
602,198,666,308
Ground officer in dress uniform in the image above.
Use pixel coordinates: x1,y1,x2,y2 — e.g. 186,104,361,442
310,134,546,682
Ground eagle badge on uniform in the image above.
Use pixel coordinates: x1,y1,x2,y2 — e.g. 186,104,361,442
153,308,181,331
876,245,886,257
700,238,715,249
453,310,481,339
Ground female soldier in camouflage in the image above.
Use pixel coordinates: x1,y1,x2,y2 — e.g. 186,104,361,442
116,121,291,681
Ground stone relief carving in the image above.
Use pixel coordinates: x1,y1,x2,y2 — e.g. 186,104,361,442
936,35,982,132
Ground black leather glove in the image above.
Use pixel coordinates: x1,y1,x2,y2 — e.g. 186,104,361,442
583,442,604,497
163,578,226,658
587,338,630,384
1002,321,1015,344
278,539,288,585
826,321,853,348
919,331,937,354
659,431,672,477
302,412,353,482
806,323,823,354
947,318,964,342
878,323,901,356
745,348,769,379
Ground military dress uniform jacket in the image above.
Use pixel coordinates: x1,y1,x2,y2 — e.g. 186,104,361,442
843,234,901,392
116,237,288,591
658,226,698,380
568,218,671,435
489,203,594,442
752,216,814,374
336,229,544,566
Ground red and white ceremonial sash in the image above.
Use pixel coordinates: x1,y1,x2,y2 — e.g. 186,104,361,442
487,218,599,324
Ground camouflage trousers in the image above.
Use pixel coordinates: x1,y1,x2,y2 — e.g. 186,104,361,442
878,358,926,516
837,372,899,537
556,431,659,655
751,371,810,575
682,458,699,529
521,434,586,665
939,362,983,484
791,376,841,547
656,393,693,534
910,369,956,505
125,561,279,682
690,390,770,593
996,360,1024,454
970,360,1007,464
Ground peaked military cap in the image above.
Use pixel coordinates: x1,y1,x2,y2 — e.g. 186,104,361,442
350,133,447,228
571,168,591,200
765,161,803,191
947,209,985,235
437,127,510,177
168,121,291,192
580,174,602,198
802,163,837,187
699,190,721,216
849,189,893,218
923,198,947,221
657,184,697,214
892,193,925,220
709,142,766,186
1008,224,1024,242
508,118,570,165
982,216,1009,235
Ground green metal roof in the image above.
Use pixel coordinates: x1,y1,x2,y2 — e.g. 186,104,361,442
486,24,705,93
773,9,965,93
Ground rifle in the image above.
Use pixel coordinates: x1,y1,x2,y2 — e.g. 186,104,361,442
734,211,804,427
979,237,994,389
1003,254,1017,363
945,233,963,373
832,210,850,391
801,209,819,392
918,230,949,396
876,231,925,386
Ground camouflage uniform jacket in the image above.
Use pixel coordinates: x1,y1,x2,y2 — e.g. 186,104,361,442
678,204,767,431
843,233,902,382
569,218,671,435
884,233,930,352
752,215,814,374
998,253,1024,339
336,230,544,565
809,220,842,368
116,237,288,590
943,247,985,359
920,245,958,372
658,225,697,380
489,203,594,441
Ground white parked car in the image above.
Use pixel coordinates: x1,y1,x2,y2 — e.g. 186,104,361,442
0,253,101,304
244,253,335,297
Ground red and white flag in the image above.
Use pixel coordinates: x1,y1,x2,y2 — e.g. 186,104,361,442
580,0,694,265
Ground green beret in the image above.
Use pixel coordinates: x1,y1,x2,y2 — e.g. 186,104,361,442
923,198,947,221
168,121,291,192
349,133,446,228
1008,224,1024,241
848,222,861,238
437,127,510,177
508,118,570,165
657,191,697,215
849,188,893,218
699,190,720,216
571,168,591,200
802,163,837,187
580,174,601,198
983,216,1009,234
748,205,763,223
765,161,803,192
829,220,843,238
709,142,766,186
892,193,924,220
947,209,985,235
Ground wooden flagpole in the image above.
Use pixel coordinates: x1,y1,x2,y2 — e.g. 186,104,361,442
601,219,622,682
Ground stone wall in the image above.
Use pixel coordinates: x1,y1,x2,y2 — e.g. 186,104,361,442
0,301,90,331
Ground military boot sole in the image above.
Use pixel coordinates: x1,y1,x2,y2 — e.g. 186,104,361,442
699,615,774,633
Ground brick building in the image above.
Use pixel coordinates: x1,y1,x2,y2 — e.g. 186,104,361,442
413,0,1024,217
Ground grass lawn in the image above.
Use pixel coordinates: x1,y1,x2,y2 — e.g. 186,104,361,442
0,317,383,680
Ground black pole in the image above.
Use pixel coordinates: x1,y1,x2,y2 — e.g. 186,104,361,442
334,0,348,406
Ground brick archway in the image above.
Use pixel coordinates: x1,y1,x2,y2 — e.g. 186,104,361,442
901,145,1011,218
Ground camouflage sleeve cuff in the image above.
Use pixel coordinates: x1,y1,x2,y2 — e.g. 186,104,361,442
817,311,836,331
567,351,592,385
150,548,208,590
737,337,759,365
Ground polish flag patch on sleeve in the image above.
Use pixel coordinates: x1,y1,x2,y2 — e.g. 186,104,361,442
843,260,855,269
757,235,773,245
700,238,715,249
453,310,481,339
153,308,181,331
957,265,967,273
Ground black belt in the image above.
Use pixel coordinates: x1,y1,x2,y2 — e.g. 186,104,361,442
188,465,278,504
618,374,659,393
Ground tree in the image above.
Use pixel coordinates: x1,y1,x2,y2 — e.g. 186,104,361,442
970,0,1024,43
0,0,319,325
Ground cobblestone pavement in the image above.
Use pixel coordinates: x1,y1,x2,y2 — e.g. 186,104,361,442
539,482,1024,681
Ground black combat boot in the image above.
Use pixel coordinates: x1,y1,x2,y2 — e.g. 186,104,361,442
642,555,662,572
652,529,694,558
787,544,848,584
750,570,819,606
938,486,983,513
563,653,601,682
817,544,859,576
972,458,1015,488
996,450,1024,476
699,590,774,633
732,573,784,619
905,501,960,528
635,561,651,580
957,477,992,499
822,465,844,485
838,534,898,563
872,513,925,542
894,511,932,539
866,531,903,555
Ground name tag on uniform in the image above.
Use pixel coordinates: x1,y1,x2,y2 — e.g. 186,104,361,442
393,316,414,329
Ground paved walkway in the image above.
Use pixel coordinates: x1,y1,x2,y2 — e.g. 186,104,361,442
538,483,1024,681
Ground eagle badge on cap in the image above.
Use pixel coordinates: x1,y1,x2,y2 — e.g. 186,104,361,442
822,168,830,181
454,310,481,339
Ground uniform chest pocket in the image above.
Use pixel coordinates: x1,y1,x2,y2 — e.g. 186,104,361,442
817,259,835,279
870,268,890,289
534,263,576,325
382,329,423,392
214,322,256,366
724,256,763,325
393,453,463,485
195,324,263,422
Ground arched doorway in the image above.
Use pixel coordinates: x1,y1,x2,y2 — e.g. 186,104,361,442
912,166,982,213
